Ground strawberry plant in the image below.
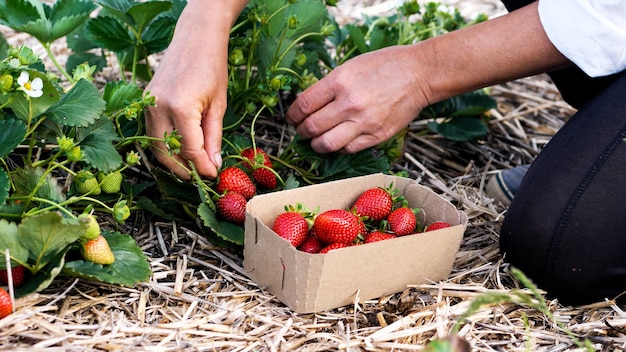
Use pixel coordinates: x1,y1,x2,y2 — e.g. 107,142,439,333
0,0,159,297
0,0,494,299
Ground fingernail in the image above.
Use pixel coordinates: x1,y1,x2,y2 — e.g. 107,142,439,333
213,152,223,169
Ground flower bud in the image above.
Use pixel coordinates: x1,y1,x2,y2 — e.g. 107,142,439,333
57,136,75,153
67,146,83,162
126,151,141,166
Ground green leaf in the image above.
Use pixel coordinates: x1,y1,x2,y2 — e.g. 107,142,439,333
0,169,9,206
0,219,29,268
18,212,86,271
62,231,151,286
66,51,107,74
127,1,172,35
102,80,143,114
76,117,123,173
0,117,27,158
317,148,391,181
12,166,66,204
449,91,497,117
46,78,106,127
94,0,134,17
428,117,488,142
135,196,191,224
142,15,176,54
84,16,134,52
15,248,66,298
345,24,368,54
0,0,96,43
153,168,202,205
197,202,244,245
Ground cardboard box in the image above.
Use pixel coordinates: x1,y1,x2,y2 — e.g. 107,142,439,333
244,173,467,313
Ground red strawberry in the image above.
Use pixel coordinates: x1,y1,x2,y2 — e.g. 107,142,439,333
216,192,247,225
387,207,418,236
352,187,395,222
272,205,314,247
425,221,451,232
242,147,277,190
0,266,26,288
319,242,349,254
0,287,11,319
297,236,323,253
365,231,397,244
314,209,361,245
241,147,268,169
216,167,256,199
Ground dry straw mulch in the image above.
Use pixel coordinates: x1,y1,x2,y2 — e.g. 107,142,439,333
2,1,626,351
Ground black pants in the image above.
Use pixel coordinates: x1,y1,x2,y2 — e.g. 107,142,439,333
498,0,626,305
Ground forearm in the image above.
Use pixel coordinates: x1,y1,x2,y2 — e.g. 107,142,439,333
169,0,249,57
412,2,571,105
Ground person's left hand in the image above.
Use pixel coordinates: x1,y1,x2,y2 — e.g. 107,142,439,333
286,45,431,154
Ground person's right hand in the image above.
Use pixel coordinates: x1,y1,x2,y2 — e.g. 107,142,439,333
144,0,248,180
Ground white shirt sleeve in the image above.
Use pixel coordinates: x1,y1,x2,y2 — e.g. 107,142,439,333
538,0,626,77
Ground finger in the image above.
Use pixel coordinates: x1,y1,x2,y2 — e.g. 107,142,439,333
286,77,336,125
203,102,226,174
176,114,218,179
145,109,193,179
295,100,344,140
308,119,363,154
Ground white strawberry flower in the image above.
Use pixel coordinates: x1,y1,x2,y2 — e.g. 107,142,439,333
17,71,43,98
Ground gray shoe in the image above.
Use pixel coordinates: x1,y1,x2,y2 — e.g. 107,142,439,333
485,164,530,206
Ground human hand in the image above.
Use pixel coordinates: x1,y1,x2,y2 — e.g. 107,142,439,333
145,49,226,180
286,45,431,154
144,0,248,180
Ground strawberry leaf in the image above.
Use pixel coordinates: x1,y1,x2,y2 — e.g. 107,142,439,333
76,117,123,173
0,169,8,206
126,1,173,35
84,16,134,52
0,118,27,158
62,231,151,286
0,219,29,268
0,0,96,43
12,166,66,204
47,78,107,127
18,212,87,271
428,117,488,142
197,202,244,245
102,80,143,114
15,248,67,298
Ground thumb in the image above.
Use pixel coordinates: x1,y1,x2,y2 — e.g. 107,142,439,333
203,105,224,171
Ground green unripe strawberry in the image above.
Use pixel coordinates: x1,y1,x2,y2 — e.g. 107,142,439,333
80,235,115,265
78,213,100,240
98,171,123,194
0,74,13,92
67,146,83,162
75,171,101,195
113,200,131,222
